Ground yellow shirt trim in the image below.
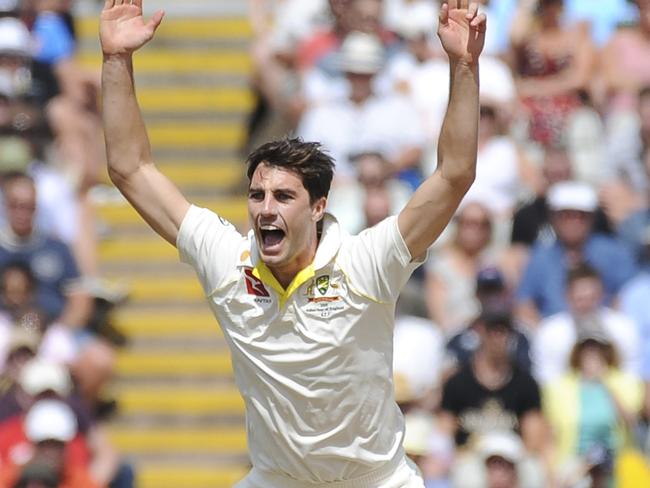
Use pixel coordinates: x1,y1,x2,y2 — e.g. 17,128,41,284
252,262,316,308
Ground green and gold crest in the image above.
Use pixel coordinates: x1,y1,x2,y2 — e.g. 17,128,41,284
316,275,330,295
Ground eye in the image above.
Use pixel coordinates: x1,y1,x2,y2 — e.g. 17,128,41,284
275,192,293,202
248,191,264,201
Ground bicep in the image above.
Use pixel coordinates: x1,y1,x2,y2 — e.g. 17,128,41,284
110,164,190,246
398,171,470,258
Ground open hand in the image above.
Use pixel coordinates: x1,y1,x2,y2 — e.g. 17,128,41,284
100,0,164,56
437,0,486,65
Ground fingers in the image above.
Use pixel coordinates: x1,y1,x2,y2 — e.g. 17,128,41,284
466,2,479,20
471,12,487,32
147,9,165,32
447,0,458,9
132,0,143,7
113,0,124,5
103,0,115,8
439,2,449,26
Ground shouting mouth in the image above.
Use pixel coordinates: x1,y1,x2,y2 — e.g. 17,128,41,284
259,225,286,251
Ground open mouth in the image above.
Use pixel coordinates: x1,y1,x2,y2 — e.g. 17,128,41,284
259,228,285,248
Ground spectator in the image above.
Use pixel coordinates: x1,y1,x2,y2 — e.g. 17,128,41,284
446,267,532,373
438,301,547,454
510,0,596,149
0,399,101,488
510,147,612,249
532,263,640,384
0,327,38,421
562,0,638,47
424,202,496,336
601,0,650,117
544,329,643,487
515,180,636,323
297,31,426,185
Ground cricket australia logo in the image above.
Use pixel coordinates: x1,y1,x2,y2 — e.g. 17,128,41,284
316,275,330,295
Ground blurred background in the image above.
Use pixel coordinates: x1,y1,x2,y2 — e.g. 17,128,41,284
1,0,650,487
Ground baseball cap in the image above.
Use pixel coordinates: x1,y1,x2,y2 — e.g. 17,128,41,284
24,399,77,443
476,267,506,292
403,412,435,456
477,431,525,464
0,18,32,57
547,181,598,213
337,31,384,75
19,359,72,397
0,136,32,172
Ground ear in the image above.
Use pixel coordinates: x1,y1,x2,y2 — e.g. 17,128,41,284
311,196,327,222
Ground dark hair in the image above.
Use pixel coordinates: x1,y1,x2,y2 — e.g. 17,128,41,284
245,138,335,204
639,85,650,100
1,260,36,291
1,170,34,189
566,262,602,286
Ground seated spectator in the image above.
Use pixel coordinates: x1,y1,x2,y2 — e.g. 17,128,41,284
544,329,643,487
438,301,547,456
0,359,120,488
0,399,100,488
510,0,596,149
326,151,411,234
532,264,640,384
297,31,426,185
449,430,545,488
601,0,650,117
0,327,38,421
446,267,532,373
515,181,636,324
511,147,612,249
424,202,497,336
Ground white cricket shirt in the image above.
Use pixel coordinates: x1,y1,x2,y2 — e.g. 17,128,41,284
177,206,424,483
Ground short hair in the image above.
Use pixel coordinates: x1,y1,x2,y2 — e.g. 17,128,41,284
566,262,602,287
1,170,34,190
245,138,335,204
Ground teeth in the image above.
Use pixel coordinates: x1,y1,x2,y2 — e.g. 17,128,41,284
260,225,280,231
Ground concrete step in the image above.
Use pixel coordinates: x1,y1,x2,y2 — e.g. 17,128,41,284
75,0,248,18
97,196,247,226
114,308,220,338
112,384,244,416
116,350,233,377
137,87,253,113
79,49,251,75
133,463,248,488
108,424,247,454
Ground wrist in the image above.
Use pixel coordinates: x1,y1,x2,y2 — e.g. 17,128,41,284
103,52,133,62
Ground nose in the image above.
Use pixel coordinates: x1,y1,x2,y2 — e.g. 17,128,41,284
261,194,277,217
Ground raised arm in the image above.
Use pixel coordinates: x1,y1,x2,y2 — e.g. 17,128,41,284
100,0,190,245
398,0,485,258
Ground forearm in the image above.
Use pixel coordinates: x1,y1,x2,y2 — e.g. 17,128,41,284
102,54,153,182
437,60,479,186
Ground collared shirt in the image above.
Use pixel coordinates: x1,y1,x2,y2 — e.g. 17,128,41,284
177,206,424,483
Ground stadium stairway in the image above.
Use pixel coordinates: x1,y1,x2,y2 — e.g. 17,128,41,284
77,2,252,486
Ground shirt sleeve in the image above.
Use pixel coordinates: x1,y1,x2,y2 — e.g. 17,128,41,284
33,14,75,65
176,205,245,295
338,216,426,303
517,371,542,415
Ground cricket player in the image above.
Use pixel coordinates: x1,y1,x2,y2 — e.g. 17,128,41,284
100,1,486,486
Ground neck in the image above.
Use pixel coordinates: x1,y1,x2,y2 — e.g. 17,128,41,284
474,350,511,388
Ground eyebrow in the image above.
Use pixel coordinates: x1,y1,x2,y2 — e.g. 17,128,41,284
248,187,298,195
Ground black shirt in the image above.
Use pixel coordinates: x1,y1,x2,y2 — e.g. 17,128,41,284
440,361,541,446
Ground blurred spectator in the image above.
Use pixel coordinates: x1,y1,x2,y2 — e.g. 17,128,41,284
477,0,519,59
297,31,425,184
0,327,38,421
515,181,636,324
460,104,526,219
446,268,532,373
438,301,546,454
449,430,545,488
601,0,650,117
510,147,612,249
543,329,643,487
424,202,498,336
532,263,640,384
510,0,596,149
326,151,411,234
0,136,79,247
0,399,100,488
0,173,90,326
603,87,650,227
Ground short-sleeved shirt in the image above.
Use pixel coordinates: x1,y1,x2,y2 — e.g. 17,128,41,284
177,207,424,483
0,231,81,321
440,362,541,446
515,234,636,318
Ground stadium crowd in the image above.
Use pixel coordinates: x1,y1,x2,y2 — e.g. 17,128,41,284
0,1,131,487
249,0,650,486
